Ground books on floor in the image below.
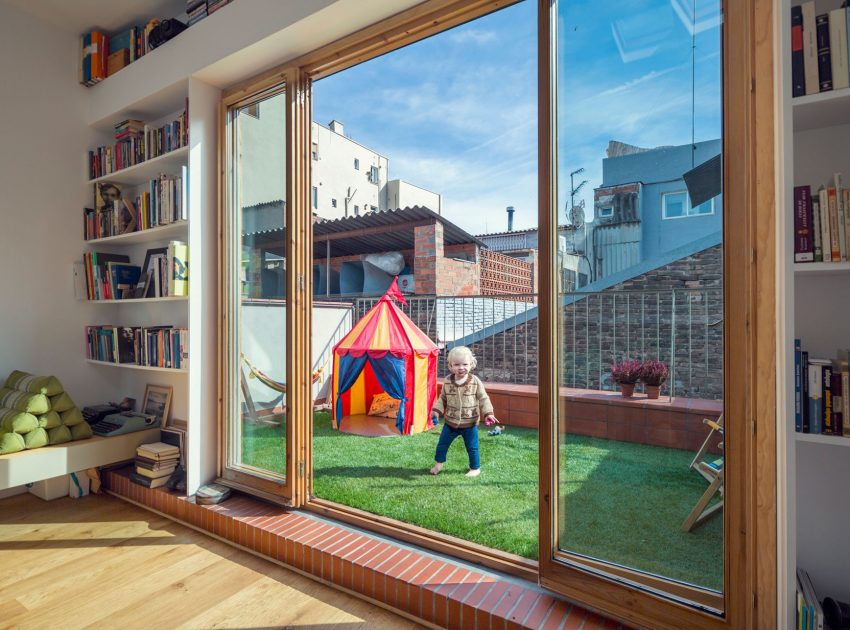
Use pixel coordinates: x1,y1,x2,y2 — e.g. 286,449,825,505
130,441,180,488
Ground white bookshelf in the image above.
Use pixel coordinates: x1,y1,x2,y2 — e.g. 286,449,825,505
86,359,188,373
86,221,188,245
87,296,188,304
780,0,850,623
89,145,189,186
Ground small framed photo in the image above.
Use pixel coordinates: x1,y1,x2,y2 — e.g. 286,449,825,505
142,384,173,428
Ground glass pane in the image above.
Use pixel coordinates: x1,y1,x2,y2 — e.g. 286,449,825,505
555,0,723,596
229,90,288,478
311,1,539,558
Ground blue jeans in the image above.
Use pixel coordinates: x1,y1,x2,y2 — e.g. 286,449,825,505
434,424,480,470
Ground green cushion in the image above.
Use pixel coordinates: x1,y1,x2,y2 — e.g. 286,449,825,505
4,371,64,396
0,388,49,414
23,427,49,449
37,411,62,429
0,407,38,434
0,431,25,454
49,392,75,413
60,408,84,427
70,422,93,441
48,425,72,445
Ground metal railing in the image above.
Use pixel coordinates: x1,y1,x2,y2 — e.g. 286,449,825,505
351,288,723,400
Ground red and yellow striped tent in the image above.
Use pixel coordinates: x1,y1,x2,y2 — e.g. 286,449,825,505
331,279,439,435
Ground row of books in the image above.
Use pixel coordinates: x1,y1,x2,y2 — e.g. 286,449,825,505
85,325,189,370
79,20,162,86
794,340,850,437
796,568,823,630
88,108,188,179
130,441,180,488
85,172,187,241
83,242,188,301
791,3,850,97
793,176,850,262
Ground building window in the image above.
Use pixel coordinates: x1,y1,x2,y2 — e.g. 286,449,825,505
243,103,260,118
312,186,318,209
331,199,337,208
354,158,360,170
662,191,715,219
369,166,380,184
598,206,613,218
354,205,360,216
370,205,377,213
311,142,318,160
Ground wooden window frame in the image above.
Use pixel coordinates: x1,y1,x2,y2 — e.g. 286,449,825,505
218,0,777,627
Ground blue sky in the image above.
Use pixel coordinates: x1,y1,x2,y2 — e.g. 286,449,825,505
313,0,721,236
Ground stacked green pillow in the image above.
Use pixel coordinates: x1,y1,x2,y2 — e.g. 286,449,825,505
0,371,91,455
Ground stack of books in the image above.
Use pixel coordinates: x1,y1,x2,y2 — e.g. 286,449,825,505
187,0,208,26
793,177,850,263
794,339,850,437
131,442,180,488
207,0,232,15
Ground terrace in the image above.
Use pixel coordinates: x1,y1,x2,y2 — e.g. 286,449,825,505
242,286,725,592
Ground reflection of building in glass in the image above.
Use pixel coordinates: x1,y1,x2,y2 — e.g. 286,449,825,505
586,138,722,283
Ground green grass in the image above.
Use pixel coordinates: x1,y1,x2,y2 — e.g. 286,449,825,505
242,412,722,591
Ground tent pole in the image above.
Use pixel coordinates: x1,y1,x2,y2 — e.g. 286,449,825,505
326,240,330,295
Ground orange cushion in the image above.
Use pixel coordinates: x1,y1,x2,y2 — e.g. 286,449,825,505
368,393,400,418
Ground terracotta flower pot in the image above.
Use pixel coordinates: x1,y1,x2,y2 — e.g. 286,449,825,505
619,382,635,398
646,384,661,399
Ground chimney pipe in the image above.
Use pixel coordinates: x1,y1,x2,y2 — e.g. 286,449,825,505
506,206,515,232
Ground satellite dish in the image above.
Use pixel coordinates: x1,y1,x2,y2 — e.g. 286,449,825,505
569,202,585,229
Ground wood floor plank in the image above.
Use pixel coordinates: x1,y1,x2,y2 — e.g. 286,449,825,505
0,493,420,630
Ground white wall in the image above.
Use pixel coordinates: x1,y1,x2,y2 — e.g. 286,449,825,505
312,121,387,219
0,3,119,407
386,179,442,213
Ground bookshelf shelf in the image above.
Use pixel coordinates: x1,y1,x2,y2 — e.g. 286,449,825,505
792,86,850,132
86,221,188,245
87,296,188,304
89,145,189,186
795,432,850,447
86,359,188,373
793,261,850,275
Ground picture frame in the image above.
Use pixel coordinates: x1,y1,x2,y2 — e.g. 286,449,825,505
142,384,172,428
160,427,186,464
140,247,167,298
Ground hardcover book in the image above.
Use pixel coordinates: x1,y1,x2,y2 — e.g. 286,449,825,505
802,1,820,95
829,7,850,90
817,14,833,91
794,185,814,261
792,6,805,96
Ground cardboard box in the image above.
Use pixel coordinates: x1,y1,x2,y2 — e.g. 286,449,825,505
107,49,130,77
28,475,69,501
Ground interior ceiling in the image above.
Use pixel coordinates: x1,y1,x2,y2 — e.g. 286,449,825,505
0,0,185,34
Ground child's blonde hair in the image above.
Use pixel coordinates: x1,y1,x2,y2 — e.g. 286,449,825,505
446,345,477,370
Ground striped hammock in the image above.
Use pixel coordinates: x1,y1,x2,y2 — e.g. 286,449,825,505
240,353,324,394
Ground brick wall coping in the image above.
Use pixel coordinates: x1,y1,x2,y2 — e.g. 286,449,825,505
104,468,630,630
477,382,723,416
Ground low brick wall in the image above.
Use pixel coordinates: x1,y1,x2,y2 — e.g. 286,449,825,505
480,383,723,453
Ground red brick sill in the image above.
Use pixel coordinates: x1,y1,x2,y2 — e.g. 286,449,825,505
103,467,630,630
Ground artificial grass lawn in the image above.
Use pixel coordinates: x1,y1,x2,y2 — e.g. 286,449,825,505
242,412,722,591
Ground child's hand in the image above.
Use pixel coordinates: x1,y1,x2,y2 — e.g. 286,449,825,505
484,415,499,426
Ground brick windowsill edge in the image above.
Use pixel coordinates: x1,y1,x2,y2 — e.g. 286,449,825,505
103,467,631,630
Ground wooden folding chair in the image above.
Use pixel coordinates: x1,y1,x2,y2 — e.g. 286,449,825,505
682,414,724,532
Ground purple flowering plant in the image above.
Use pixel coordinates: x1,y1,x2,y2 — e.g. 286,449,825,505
610,359,642,385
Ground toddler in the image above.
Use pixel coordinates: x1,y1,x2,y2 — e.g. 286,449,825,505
429,346,498,477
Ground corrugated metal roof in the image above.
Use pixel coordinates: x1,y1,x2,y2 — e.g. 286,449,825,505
243,205,485,257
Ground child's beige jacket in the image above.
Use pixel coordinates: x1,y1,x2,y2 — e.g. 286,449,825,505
432,374,494,429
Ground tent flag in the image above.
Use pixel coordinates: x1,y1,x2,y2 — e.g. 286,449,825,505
385,276,408,306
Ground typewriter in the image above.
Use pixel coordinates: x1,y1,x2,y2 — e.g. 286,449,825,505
91,411,158,437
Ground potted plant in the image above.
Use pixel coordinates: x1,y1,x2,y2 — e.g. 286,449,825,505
640,359,669,399
610,359,642,397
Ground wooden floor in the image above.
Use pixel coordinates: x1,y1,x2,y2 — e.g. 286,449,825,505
0,492,422,630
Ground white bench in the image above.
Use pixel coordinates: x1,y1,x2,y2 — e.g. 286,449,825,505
0,429,161,490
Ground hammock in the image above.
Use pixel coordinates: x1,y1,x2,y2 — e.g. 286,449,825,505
240,353,325,394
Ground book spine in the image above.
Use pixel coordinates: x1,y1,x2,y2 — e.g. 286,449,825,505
803,1,820,95
832,370,843,436
794,185,814,261
817,14,833,91
844,362,850,438
792,6,806,96
808,362,822,434
795,339,803,432
823,365,832,434
812,199,822,261
802,351,810,433
828,187,840,261
819,188,831,261
829,8,850,90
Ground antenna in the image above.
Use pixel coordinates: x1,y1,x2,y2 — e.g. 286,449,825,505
569,168,588,223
